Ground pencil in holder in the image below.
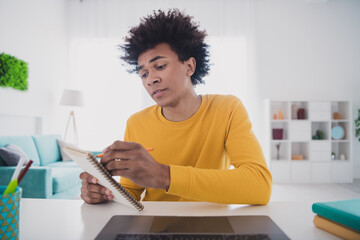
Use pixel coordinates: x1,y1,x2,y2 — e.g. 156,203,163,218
0,186,21,240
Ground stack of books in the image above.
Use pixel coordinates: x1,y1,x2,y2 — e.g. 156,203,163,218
312,199,360,239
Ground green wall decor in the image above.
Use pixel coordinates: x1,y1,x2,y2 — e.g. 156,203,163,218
0,53,28,91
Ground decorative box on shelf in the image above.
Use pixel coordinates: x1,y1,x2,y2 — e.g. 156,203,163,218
265,100,353,183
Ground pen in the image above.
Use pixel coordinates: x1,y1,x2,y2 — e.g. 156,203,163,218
18,160,33,184
2,157,26,196
96,148,153,158
11,157,26,181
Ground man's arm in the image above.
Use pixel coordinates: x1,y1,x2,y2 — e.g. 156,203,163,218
166,99,272,204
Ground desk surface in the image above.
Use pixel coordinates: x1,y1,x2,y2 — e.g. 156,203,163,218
20,199,340,240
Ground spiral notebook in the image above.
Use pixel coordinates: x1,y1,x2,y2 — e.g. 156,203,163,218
63,146,144,211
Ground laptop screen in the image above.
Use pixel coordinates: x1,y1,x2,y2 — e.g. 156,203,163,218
95,215,290,240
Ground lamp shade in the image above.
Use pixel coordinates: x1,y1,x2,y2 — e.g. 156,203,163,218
60,89,84,107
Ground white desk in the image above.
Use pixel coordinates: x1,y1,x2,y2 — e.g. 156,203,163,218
20,199,340,240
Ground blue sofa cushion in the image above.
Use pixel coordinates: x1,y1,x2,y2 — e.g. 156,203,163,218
0,136,40,166
32,135,61,165
52,167,82,194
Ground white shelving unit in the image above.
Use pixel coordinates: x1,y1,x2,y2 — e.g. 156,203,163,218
266,100,353,183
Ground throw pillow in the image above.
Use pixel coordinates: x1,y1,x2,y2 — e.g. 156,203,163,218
57,139,76,161
0,144,30,166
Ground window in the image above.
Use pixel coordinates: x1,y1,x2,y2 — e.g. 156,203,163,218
68,39,142,149
69,37,248,149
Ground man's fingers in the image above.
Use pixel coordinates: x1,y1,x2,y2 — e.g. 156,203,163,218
81,188,113,201
81,193,108,204
105,159,130,171
109,140,140,151
80,172,114,204
79,171,89,180
100,148,145,165
81,182,114,202
100,152,127,165
84,181,110,194
79,172,98,184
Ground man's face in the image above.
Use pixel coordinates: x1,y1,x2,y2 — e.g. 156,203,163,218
137,43,195,108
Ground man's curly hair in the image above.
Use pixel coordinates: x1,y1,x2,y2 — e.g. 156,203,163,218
120,9,210,86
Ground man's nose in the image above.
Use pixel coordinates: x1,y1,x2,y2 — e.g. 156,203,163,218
146,71,160,86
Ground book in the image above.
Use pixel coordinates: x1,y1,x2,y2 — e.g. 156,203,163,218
63,146,144,211
312,199,360,232
313,215,360,240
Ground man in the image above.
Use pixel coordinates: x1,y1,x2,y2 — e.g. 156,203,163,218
80,9,272,205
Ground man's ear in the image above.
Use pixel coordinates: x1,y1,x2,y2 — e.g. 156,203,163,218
186,57,196,77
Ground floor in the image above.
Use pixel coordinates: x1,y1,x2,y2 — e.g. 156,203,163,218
270,179,360,202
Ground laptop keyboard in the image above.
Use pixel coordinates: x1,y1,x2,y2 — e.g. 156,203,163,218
115,233,271,240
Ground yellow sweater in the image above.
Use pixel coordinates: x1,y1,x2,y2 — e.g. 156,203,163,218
121,94,272,204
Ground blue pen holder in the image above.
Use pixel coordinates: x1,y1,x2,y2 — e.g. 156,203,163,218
0,186,21,240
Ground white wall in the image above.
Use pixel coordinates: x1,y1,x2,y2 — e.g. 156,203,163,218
0,0,69,135
0,0,359,178
66,0,256,150
254,0,360,178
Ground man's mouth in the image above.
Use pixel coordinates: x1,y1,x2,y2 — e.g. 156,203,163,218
152,89,167,96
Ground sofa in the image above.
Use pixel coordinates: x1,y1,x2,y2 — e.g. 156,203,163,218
0,134,87,199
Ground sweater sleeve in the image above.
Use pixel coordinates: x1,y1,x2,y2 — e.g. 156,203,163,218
167,99,272,204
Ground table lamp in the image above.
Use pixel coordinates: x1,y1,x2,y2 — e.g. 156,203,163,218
60,89,84,146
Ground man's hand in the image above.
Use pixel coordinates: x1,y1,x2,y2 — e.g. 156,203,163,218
79,172,114,204
101,141,170,191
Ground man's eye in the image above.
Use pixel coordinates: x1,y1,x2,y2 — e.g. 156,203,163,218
156,64,166,70
141,72,148,79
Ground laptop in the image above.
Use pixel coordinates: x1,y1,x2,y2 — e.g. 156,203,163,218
95,215,290,240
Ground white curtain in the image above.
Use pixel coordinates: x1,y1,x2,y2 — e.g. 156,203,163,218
67,0,258,149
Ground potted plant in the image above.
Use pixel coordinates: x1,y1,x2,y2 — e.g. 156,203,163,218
0,53,28,91
355,109,360,142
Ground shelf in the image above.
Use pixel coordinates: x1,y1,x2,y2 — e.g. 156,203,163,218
270,101,289,120
309,101,331,121
331,122,350,140
331,120,349,123
310,140,330,142
290,119,309,122
309,141,331,161
270,140,289,143
311,122,329,140
331,142,350,160
271,122,288,140
271,142,289,160
267,100,352,183
290,101,308,120
331,101,350,120
291,142,309,160
289,122,311,141
331,140,350,143
270,120,289,123
310,160,331,163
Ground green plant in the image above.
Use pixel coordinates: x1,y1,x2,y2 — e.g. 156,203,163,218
355,109,360,142
0,53,28,91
